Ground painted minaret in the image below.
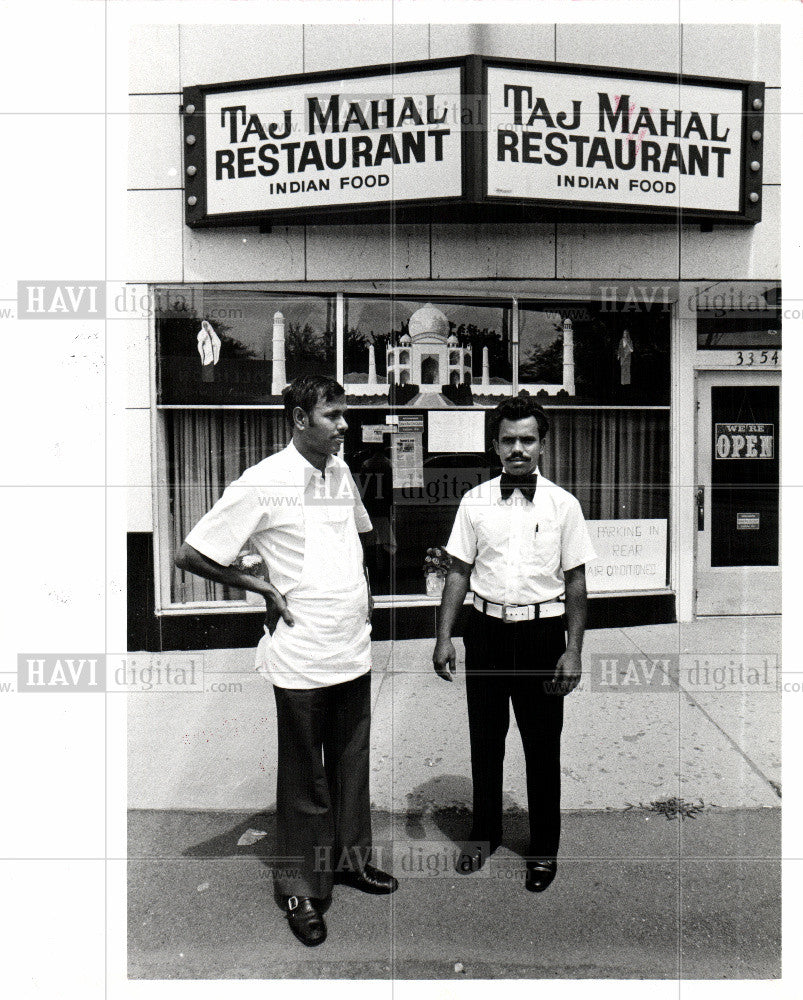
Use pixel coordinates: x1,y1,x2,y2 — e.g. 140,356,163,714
562,317,575,396
481,346,490,388
271,310,286,395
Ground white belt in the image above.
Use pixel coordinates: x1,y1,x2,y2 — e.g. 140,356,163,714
472,593,564,622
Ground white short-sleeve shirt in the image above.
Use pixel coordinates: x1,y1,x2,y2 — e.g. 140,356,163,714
185,440,371,593
185,441,373,689
445,471,596,606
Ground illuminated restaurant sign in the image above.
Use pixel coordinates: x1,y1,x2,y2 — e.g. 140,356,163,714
182,56,764,226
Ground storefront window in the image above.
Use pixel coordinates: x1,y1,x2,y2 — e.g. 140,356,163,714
155,287,672,608
345,406,670,599
155,287,335,404
344,297,511,401
518,302,670,403
696,284,782,350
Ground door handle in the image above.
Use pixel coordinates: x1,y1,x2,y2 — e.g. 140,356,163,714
696,486,704,531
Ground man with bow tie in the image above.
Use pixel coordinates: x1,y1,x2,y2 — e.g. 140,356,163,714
432,397,595,893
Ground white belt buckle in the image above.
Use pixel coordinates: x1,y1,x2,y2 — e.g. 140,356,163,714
503,604,529,623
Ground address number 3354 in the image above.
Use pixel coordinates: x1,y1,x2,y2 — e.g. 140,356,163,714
735,350,779,366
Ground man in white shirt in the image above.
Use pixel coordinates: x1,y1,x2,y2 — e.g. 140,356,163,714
175,375,397,948
433,397,596,893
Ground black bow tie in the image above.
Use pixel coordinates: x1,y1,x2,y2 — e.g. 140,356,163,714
500,472,537,502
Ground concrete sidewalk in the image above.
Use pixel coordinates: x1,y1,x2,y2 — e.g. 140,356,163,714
128,616,781,979
129,616,781,812
128,807,781,979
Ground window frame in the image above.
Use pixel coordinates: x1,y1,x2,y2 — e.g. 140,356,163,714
152,284,676,613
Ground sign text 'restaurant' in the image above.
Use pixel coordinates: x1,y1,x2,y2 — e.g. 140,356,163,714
203,67,463,215
486,67,744,212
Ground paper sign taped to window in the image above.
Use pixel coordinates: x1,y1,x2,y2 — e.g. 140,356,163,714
585,519,667,593
391,431,424,489
362,424,389,443
427,410,485,453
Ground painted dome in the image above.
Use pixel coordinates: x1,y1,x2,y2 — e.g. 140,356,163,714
408,303,449,340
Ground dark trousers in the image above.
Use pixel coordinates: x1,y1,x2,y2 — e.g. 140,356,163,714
463,607,566,861
272,671,372,899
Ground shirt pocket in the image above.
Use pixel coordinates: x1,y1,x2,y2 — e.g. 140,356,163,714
523,523,561,575
302,503,362,590
475,505,512,560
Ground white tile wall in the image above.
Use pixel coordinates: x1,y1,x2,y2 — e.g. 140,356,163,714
128,94,183,190
682,24,780,88
126,408,152,489
428,23,485,59
127,190,184,283
556,23,681,74
183,226,306,283
430,22,554,61
474,23,555,61
306,224,430,280
303,23,428,71
179,24,304,86
431,223,556,279
129,24,180,93
122,311,151,409
557,224,679,280
124,24,782,337
126,408,153,533
680,184,780,279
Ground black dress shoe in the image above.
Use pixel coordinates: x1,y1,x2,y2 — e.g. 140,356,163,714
335,864,398,894
455,838,501,874
525,860,557,893
285,896,327,946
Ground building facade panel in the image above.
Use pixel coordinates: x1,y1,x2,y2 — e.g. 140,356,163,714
680,184,781,279
183,225,307,283
179,24,304,85
128,94,183,190
555,23,681,74
126,408,153,534
681,23,781,88
431,223,556,279
303,23,429,72
556,223,679,280
120,310,151,410
305,224,431,280
460,23,555,61
129,24,180,94
127,189,184,282
429,23,487,60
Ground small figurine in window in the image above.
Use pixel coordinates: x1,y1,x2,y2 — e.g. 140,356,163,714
197,319,221,382
617,329,634,386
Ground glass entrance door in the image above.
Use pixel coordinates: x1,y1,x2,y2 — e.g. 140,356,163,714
695,371,781,615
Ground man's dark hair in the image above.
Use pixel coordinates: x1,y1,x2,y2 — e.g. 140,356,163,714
283,374,345,425
490,396,550,440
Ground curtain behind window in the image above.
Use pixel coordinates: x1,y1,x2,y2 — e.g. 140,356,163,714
167,411,289,603
165,407,668,603
543,410,669,520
